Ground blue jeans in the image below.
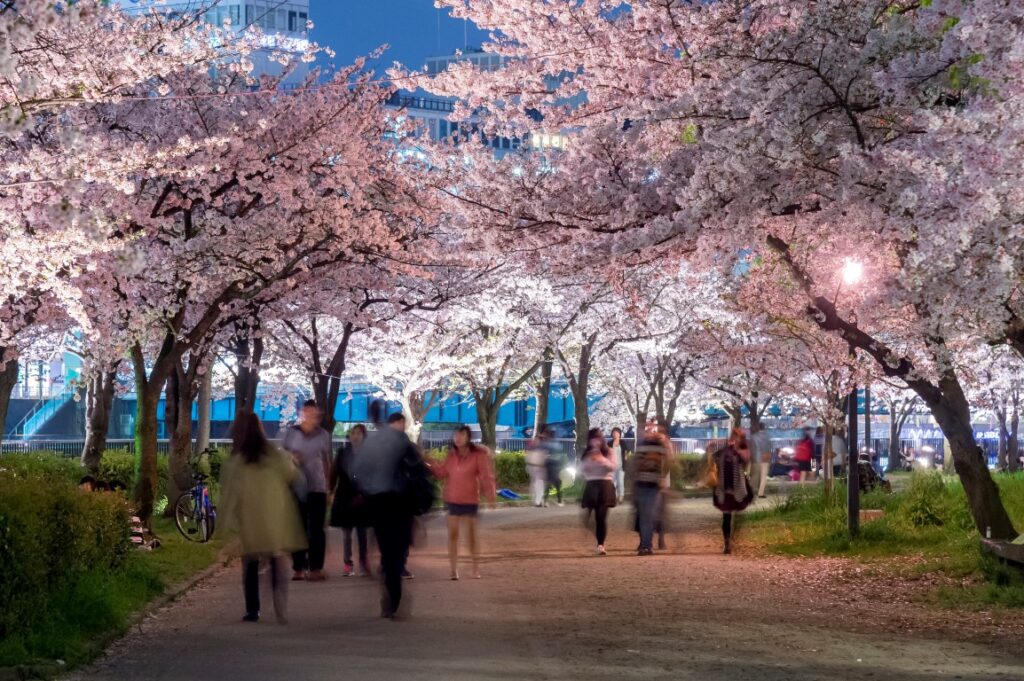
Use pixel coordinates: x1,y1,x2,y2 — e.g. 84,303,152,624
635,483,660,550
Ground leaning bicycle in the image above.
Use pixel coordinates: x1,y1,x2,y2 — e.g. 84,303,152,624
174,450,217,543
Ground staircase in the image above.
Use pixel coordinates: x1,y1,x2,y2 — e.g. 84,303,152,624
10,389,75,438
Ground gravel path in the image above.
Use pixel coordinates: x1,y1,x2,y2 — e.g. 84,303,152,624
66,498,1024,681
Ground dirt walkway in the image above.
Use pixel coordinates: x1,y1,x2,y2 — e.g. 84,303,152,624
67,499,1024,681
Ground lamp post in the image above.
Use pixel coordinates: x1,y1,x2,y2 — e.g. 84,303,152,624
840,258,864,537
864,382,872,470
848,384,860,536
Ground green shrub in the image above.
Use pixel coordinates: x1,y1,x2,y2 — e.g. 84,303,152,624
98,450,171,500
0,452,83,485
494,451,529,489
671,453,707,489
0,470,132,649
894,471,973,531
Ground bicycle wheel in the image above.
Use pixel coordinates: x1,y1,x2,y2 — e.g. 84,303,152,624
174,492,205,543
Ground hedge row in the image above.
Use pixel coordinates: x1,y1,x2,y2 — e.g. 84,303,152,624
0,463,132,650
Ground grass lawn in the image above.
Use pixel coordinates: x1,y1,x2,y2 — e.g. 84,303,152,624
0,517,228,669
742,471,1024,609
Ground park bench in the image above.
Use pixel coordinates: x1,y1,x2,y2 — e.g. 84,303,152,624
981,538,1024,567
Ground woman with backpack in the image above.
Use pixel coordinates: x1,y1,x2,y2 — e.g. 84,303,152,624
428,425,496,580
221,412,306,624
712,428,754,554
580,428,617,555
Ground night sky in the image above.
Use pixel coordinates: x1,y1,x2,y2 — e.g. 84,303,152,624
309,1,490,76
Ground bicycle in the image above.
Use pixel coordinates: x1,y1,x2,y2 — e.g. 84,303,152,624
174,449,217,543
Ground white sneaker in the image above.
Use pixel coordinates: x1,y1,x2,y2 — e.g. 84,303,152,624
597,545,607,555
557,502,565,507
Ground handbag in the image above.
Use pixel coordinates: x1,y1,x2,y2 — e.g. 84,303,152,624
699,452,719,489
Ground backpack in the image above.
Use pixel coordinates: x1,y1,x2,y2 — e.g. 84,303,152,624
398,446,436,516
633,441,666,481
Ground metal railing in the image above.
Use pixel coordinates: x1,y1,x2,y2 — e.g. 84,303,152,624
8,388,75,438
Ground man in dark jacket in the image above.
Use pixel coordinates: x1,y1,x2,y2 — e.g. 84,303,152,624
352,401,421,618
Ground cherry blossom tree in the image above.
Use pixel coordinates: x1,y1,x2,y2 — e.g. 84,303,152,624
422,0,1023,539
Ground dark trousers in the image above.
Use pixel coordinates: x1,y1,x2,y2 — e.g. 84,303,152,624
590,505,609,545
366,493,412,615
635,483,660,550
545,469,563,503
292,492,327,572
342,525,368,568
722,512,733,542
243,555,286,617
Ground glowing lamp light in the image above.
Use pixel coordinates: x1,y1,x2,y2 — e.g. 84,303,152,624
841,259,864,285
921,445,935,453
694,448,706,455
564,466,577,479
782,447,794,455
916,456,932,468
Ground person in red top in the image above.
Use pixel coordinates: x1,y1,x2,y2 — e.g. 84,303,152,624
429,425,497,580
794,427,815,484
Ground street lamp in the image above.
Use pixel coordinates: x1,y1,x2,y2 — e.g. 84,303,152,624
842,259,864,286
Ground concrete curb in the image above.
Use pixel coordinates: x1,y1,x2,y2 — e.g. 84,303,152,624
0,545,234,681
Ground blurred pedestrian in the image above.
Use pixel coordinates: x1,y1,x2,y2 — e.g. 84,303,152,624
581,428,617,555
330,424,370,577
651,422,674,550
352,402,424,618
631,428,670,556
221,411,306,624
541,426,566,507
712,428,754,554
525,436,547,507
794,427,815,483
282,399,332,582
607,427,630,503
749,422,771,499
429,425,496,580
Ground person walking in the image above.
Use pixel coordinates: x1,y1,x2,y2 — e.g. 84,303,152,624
581,428,617,555
525,436,547,507
352,402,423,619
631,429,670,555
541,426,566,507
221,411,306,624
329,424,370,577
712,428,754,554
607,427,630,503
429,425,496,580
282,399,333,582
749,422,771,499
794,427,815,484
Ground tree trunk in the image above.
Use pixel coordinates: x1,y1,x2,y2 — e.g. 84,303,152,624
533,350,553,435
1008,403,1020,473
232,335,263,414
887,403,901,473
996,406,1009,471
748,403,762,431
572,381,589,460
196,366,212,452
133,384,161,523
0,354,18,449
823,421,834,497
930,391,1016,540
165,361,196,516
402,391,436,447
81,370,116,473
635,410,647,441
723,403,742,431
476,395,498,451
